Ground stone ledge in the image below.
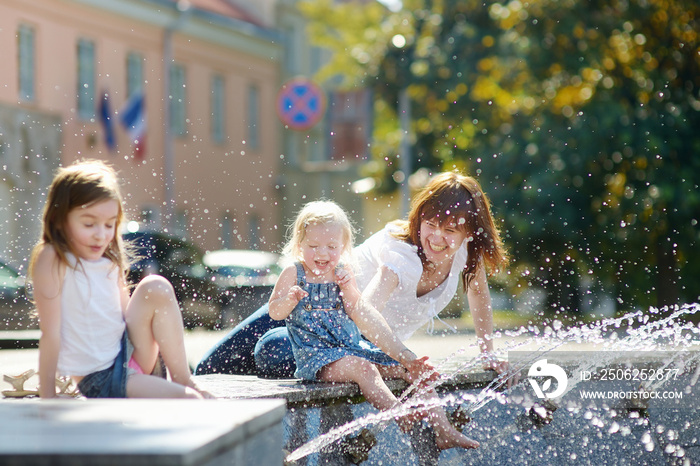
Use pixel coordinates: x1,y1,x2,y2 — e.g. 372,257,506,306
0,399,286,465
195,370,498,407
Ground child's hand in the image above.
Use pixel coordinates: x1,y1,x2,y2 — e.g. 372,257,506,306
287,285,308,303
334,265,356,290
404,356,440,384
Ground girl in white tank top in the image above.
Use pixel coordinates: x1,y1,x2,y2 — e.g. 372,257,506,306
29,160,213,399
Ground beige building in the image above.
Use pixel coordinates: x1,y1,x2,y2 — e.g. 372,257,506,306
0,0,289,269
0,0,379,273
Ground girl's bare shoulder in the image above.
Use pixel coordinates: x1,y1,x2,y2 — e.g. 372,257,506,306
279,263,300,281
33,244,66,278
34,243,59,264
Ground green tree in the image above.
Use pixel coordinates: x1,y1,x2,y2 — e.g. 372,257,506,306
482,0,700,311
300,0,700,313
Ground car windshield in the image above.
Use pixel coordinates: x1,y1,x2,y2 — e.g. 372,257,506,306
0,263,21,288
214,264,281,278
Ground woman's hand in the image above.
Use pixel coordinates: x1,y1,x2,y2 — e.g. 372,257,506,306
481,353,520,387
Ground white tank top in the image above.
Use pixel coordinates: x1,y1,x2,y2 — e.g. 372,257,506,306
57,254,125,376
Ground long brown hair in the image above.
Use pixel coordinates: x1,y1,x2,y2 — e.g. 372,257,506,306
29,160,129,280
391,171,507,290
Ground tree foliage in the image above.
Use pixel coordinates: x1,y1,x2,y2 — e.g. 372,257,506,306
300,0,700,312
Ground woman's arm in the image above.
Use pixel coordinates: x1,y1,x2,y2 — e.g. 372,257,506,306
337,268,435,378
268,265,307,321
33,246,64,399
467,265,494,354
467,264,509,374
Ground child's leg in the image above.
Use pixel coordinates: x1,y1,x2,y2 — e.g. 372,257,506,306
318,356,398,412
377,365,479,449
125,275,212,398
320,358,430,435
126,373,203,399
421,404,479,449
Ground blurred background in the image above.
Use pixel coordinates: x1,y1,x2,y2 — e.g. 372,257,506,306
0,0,698,330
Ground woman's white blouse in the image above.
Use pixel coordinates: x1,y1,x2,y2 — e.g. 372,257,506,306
353,224,468,341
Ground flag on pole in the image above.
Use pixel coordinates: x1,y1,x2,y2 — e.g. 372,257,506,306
120,91,146,161
99,91,116,152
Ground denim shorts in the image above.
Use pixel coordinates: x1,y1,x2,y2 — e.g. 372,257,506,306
77,332,134,398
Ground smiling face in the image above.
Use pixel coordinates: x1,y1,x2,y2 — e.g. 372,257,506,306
299,222,345,280
65,199,119,262
419,217,469,266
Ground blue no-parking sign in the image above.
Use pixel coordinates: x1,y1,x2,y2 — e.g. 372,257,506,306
276,77,326,131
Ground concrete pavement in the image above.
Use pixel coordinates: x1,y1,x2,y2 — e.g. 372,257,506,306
0,320,487,393
0,316,635,395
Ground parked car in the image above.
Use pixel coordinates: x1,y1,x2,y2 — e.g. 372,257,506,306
0,260,36,330
203,249,287,327
123,231,225,329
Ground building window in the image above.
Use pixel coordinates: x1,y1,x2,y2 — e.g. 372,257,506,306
18,24,35,102
211,75,225,143
175,210,189,239
77,38,95,120
283,26,298,74
126,52,144,98
248,85,259,150
169,63,186,136
310,141,324,162
283,135,298,166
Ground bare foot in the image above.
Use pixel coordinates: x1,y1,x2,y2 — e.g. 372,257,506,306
435,429,480,450
396,408,430,433
188,379,217,399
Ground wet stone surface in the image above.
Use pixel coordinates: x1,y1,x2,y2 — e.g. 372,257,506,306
195,371,495,405
195,361,699,465
195,371,496,465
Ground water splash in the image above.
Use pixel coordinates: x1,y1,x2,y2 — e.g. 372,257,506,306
285,303,700,464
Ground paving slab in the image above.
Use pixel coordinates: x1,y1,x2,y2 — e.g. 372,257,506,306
0,399,285,466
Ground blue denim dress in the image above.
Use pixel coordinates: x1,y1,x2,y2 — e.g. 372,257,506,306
286,263,398,381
